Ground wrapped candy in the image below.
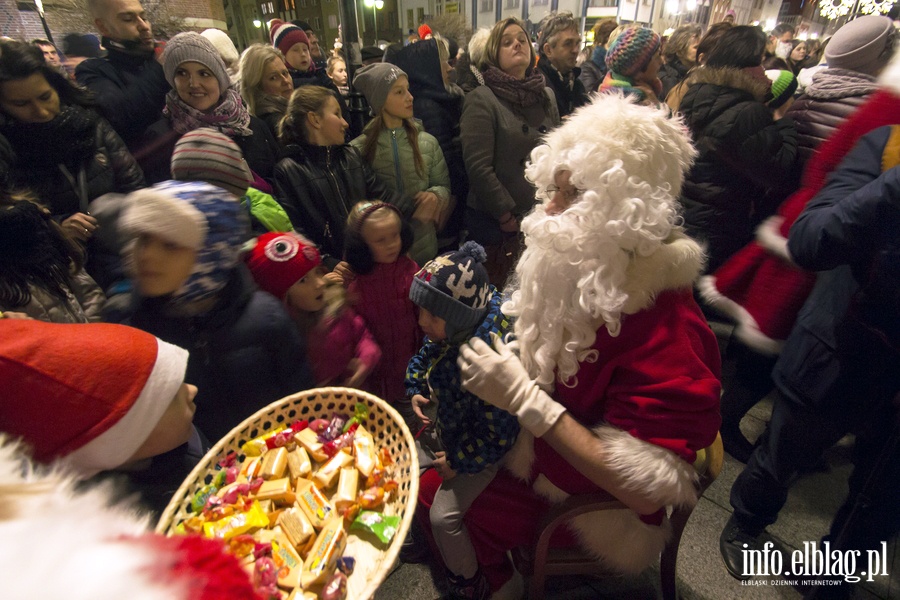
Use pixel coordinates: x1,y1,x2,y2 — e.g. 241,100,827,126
321,571,348,600
217,451,239,469
337,556,355,576
241,427,286,457
301,516,347,587
191,483,217,513
309,418,331,434
319,414,347,443
202,500,269,540
322,427,357,458
350,511,401,544
253,555,282,600
358,485,385,510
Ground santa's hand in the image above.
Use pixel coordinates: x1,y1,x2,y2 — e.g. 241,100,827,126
458,334,566,437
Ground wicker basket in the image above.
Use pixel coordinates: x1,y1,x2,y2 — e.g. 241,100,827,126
156,387,420,600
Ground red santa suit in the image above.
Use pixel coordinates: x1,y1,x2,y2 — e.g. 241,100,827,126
698,87,900,353
422,94,723,595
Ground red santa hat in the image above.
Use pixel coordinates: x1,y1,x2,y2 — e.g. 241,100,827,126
0,320,188,477
418,23,432,39
0,435,263,600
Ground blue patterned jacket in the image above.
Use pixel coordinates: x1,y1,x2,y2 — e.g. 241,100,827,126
405,288,519,474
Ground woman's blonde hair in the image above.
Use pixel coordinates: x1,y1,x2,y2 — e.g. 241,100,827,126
279,85,336,145
326,55,345,76
239,44,287,117
481,18,536,74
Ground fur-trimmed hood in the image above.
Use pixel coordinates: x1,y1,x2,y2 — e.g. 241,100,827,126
682,66,769,102
679,67,769,133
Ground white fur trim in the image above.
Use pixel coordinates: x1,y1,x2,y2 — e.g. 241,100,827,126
878,47,900,97
0,437,187,600
64,339,188,477
755,216,793,263
489,569,524,600
696,275,783,356
592,424,699,509
621,232,706,314
531,474,672,574
120,188,208,250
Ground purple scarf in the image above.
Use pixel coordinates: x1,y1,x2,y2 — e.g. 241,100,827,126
164,87,252,137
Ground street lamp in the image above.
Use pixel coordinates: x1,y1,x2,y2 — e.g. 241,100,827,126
364,0,384,42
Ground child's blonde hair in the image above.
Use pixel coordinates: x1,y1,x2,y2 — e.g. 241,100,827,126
343,201,413,275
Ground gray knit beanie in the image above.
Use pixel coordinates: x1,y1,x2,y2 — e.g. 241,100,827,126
409,241,492,341
825,15,895,75
352,63,407,115
162,32,232,92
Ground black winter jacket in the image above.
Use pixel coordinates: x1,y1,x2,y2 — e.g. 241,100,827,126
75,44,170,147
138,114,281,185
4,112,145,290
273,143,405,259
392,40,468,212
776,126,900,407
124,266,315,441
678,67,798,272
659,57,691,102
537,55,588,118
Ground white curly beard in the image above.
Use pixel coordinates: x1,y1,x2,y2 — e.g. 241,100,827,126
505,167,687,392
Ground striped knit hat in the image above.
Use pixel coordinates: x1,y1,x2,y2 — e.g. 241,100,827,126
171,128,252,197
606,27,661,78
270,19,310,58
764,69,798,109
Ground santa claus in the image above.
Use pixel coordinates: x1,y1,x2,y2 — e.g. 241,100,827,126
451,93,722,597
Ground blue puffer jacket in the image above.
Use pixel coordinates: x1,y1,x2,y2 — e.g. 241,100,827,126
122,265,315,441
405,287,520,474
775,125,900,405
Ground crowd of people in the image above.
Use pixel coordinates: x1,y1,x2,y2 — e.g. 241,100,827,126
1,2,899,599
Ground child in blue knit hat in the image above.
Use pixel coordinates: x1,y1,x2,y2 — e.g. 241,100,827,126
405,241,519,600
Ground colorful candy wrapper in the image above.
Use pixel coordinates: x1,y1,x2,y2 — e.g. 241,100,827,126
191,483,217,513
320,414,347,442
337,556,355,576
241,427,286,457
202,500,269,540
322,571,348,600
350,511,401,544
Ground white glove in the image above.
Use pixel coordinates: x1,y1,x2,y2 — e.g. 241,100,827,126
458,334,566,437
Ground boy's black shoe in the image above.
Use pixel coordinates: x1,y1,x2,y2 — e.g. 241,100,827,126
445,570,490,600
719,515,761,581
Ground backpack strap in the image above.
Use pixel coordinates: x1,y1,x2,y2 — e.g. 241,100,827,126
881,125,900,172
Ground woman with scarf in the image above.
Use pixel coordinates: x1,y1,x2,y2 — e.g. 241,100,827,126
138,32,280,187
676,25,799,273
0,40,144,293
239,44,293,139
460,18,560,288
598,25,665,106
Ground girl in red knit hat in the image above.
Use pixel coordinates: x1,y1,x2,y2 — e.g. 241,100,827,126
245,231,382,389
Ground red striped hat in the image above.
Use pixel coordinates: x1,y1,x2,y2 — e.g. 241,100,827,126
0,320,188,477
171,128,253,197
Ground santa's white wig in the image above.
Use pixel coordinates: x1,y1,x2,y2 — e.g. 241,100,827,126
505,94,698,388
